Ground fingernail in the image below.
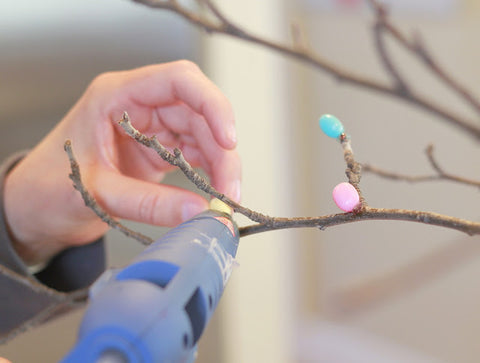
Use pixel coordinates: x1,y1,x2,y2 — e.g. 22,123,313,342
227,180,241,203
182,202,206,221
227,123,237,147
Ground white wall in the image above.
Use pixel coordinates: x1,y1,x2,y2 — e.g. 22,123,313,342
203,1,295,362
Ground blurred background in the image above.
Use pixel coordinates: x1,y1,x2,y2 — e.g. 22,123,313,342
1,0,480,362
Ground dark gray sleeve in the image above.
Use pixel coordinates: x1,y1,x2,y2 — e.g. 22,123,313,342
0,152,105,338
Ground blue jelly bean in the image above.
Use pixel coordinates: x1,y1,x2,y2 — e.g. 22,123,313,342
319,114,344,139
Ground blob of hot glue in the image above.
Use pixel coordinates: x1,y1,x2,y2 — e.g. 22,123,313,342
332,182,360,212
209,198,233,215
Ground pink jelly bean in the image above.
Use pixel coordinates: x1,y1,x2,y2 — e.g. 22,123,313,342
332,182,360,212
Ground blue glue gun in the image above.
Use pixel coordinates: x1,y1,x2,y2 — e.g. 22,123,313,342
62,207,239,363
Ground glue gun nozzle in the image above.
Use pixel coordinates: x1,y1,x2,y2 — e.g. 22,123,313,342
209,198,233,215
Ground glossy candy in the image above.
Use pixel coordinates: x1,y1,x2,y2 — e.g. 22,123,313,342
319,114,344,139
332,182,360,212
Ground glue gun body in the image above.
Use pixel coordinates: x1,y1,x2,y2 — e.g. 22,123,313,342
62,209,239,363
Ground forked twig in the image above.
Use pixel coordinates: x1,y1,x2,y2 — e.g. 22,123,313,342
367,0,480,116
64,140,154,245
362,144,480,188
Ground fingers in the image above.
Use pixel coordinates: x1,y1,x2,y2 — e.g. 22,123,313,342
185,113,242,202
177,144,242,204
87,61,242,219
210,149,242,203
155,103,242,202
115,61,237,150
94,170,209,227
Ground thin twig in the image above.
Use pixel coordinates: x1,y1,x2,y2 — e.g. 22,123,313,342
362,164,441,183
132,0,480,140
0,287,88,344
0,304,63,344
64,140,154,245
362,144,480,188
290,21,310,53
340,135,366,207
0,265,62,299
371,3,410,94
198,0,246,36
426,144,480,187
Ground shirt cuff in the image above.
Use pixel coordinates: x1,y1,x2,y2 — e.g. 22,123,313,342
0,151,106,291
0,151,32,277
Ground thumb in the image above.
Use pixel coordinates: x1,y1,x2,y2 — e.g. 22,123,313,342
94,170,208,227
0,358,12,363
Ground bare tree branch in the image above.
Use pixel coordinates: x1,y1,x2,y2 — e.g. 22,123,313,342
132,0,480,140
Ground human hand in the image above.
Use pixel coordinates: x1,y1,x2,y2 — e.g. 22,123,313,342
4,61,241,265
